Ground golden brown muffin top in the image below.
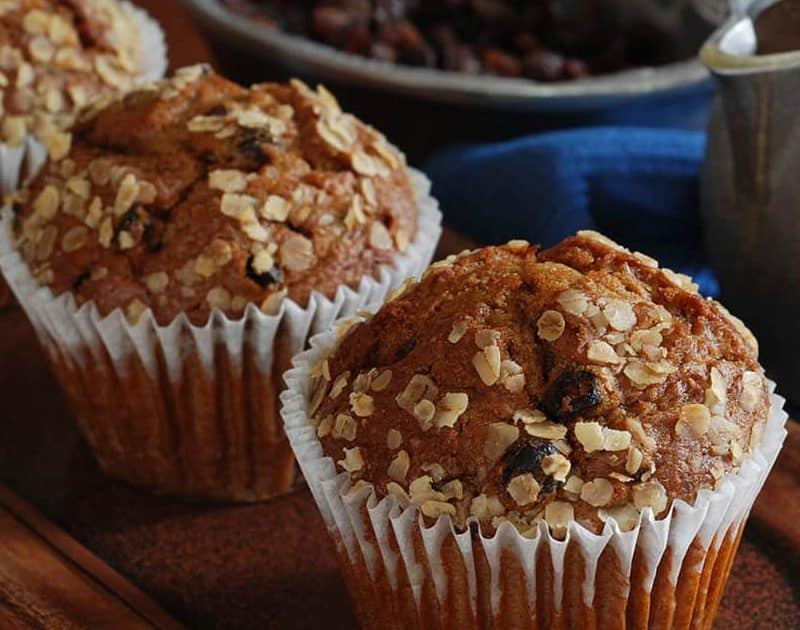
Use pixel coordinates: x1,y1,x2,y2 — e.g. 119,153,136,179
311,232,770,536
13,65,417,324
0,0,142,151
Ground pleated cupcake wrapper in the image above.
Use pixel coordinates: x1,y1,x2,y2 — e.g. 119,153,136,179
281,312,788,629
0,0,168,196
0,170,442,501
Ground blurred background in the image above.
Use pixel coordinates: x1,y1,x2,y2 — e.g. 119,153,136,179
185,0,726,160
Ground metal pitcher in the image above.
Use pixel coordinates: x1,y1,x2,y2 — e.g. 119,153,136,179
700,0,800,400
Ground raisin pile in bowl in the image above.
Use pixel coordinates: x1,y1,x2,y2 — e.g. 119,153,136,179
221,0,676,81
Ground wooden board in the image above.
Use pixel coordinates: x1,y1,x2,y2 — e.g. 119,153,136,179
0,485,180,629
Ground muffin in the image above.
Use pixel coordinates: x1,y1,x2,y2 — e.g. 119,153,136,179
0,64,441,500
0,0,166,304
0,0,165,165
282,231,786,628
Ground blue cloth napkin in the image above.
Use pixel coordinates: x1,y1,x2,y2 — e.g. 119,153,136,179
424,127,718,297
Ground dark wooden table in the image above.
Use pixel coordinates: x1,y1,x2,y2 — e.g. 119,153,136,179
0,483,181,628
0,2,797,628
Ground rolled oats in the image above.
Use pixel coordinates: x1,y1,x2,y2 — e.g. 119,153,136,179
632,479,668,514
541,453,571,482
333,413,358,441
470,494,506,519
587,339,621,364
544,501,574,536
575,421,604,452
484,422,520,462
676,404,711,438
537,309,565,341
386,428,402,450
448,320,467,344
507,473,540,506
580,478,614,507
369,221,393,250
603,299,636,331
433,392,468,429
740,371,763,412
387,450,410,482
338,447,365,473
473,346,501,385
420,500,456,519
524,421,567,440
556,289,588,316
598,503,640,531
350,392,374,417
371,369,393,392
209,169,248,193
280,235,316,272
396,374,438,414
60,225,87,253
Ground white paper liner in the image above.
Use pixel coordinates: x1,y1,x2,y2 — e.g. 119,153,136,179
0,170,441,500
0,1,168,195
281,310,789,628
125,0,169,85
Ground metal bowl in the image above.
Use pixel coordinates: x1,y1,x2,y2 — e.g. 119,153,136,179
182,0,725,158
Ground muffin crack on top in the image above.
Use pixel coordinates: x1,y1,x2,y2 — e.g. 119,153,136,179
12,64,418,324
310,231,771,536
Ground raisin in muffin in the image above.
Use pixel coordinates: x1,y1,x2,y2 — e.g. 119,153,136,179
13,64,417,324
289,231,781,628
2,65,436,501
0,0,143,155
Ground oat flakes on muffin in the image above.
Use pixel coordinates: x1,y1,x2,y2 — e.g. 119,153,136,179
13,64,417,324
4,64,434,501
0,0,143,155
314,232,769,534
288,230,781,628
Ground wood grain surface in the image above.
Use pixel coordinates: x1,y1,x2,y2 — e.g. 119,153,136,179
0,485,181,629
0,2,796,628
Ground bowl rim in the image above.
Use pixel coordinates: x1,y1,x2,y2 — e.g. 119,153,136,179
182,0,714,111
